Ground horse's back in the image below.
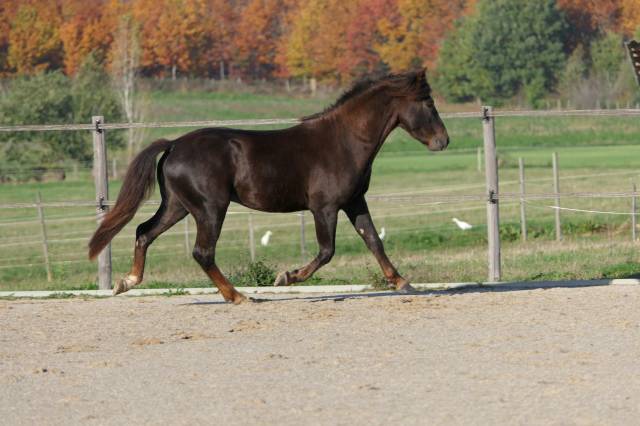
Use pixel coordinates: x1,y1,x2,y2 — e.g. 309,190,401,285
163,126,314,212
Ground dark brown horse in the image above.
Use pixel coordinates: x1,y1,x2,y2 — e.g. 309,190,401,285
88,70,449,303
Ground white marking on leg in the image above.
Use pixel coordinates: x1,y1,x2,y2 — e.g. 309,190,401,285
359,228,365,235
125,275,139,288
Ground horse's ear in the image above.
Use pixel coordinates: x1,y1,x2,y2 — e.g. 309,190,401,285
416,67,428,82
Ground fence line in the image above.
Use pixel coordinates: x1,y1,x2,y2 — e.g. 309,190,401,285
525,201,640,216
3,107,640,288
2,108,640,133
0,201,501,250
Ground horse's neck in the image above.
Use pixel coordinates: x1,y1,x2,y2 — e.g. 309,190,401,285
334,94,397,166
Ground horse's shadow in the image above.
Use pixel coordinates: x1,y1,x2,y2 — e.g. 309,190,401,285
180,279,614,306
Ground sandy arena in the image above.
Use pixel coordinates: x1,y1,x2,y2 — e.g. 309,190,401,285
1,284,639,425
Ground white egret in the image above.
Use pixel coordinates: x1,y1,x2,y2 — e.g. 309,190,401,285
452,218,472,230
260,230,273,246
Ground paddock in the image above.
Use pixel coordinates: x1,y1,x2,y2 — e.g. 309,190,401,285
1,283,638,425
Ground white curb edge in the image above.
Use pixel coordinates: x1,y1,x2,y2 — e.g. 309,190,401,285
0,279,637,299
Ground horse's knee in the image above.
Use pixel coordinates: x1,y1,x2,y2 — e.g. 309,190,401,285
192,245,215,268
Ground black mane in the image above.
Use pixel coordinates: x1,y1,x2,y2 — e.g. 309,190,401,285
302,70,431,121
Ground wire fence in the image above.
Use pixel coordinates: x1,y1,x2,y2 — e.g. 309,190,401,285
1,108,640,133
2,107,640,290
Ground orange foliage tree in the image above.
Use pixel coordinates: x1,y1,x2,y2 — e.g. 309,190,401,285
234,0,298,79
340,0,395,79
7,1,64,75
132,0,209,78
0,1,17,75
376,0,474,72
59,0,117,75
622,0,640,36
283,0,358,81
557,0,623,50
200,0,236,79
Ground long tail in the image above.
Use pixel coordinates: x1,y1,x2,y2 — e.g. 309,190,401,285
88,139,173,260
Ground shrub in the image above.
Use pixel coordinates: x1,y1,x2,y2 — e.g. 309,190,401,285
229,260,277,287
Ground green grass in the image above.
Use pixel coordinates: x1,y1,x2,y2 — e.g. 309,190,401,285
2,90,640,291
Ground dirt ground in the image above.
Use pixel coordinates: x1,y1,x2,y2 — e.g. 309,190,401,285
1,284,639,425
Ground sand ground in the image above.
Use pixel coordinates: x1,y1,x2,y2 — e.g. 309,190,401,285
1,284,639,425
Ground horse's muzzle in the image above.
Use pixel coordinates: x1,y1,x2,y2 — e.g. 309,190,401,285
427,136,449,151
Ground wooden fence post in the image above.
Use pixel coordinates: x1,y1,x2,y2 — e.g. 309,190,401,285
552,152,562,241
112,158,117,179
632,183,637,242
184,216,190,256
92,116,112,290
248,213,256,262
300,211,306,262
519,158,527,242
482,106,501,282
36,192,52,282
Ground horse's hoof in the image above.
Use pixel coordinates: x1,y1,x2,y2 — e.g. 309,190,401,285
113,279,128,296
113,275,137,295
273,271,289,287
396,283,418,294
232,292,248,305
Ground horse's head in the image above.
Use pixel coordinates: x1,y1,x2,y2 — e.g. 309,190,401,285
395,69,449,151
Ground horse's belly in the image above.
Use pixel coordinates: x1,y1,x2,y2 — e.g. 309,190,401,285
232,181,307,213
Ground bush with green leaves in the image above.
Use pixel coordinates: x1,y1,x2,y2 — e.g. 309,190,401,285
228,260,277,287
0,55,123,172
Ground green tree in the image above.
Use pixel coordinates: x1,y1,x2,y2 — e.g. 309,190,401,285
559,44,588,95
590,31,624,84
436,0,567,107
0,72,73,166
435,17,492,103
70,54,124,159
0,62,123,169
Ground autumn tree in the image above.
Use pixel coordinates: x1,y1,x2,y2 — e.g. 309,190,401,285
284,0,356,82
59,0,115,75
376,0,474,72
7,2,64,75
340,0,395,79
201,0,237,79
0,0,18,75
234,0,298,79
557,0,622,50
133,0,209,79
622,0,640,35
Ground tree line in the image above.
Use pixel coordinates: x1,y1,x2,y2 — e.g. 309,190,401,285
2,0,640,176
0,0,640,106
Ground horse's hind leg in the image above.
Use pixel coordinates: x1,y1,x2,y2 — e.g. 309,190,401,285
113,199,187,295
191,203,247,304
274,207,337,286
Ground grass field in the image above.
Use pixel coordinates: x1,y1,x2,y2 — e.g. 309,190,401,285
2,90,640,291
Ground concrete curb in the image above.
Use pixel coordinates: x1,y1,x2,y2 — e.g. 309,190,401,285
0,279,638,299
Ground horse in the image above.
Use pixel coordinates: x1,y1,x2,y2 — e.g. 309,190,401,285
88,69,449,304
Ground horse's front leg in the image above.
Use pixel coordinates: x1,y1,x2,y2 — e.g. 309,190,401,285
274,207,337,286
343,197,414,292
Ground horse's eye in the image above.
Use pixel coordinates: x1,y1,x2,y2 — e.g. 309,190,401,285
423,99,435,109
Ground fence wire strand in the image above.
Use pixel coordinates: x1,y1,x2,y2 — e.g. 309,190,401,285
1,108,640,133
